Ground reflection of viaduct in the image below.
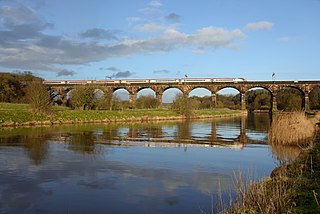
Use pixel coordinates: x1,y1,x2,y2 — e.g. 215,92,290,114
114,119,263,148
46,80,320,112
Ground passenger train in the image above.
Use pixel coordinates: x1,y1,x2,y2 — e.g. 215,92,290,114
43,78,247,85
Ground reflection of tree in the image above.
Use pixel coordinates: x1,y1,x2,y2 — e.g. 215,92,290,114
24,135,49,165
100,126,118,143
68,131,97,154
21,129,50,165
150,127,163,138
0,132,49,165
177,122,191,140
247,114,271,132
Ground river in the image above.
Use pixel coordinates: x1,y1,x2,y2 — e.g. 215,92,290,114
0,114,295,214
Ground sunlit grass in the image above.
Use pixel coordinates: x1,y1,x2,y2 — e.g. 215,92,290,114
0,102,243,126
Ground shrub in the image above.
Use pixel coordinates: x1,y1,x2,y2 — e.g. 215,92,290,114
25,81,53,115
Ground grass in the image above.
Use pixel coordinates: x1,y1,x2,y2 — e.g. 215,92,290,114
0,102,243,126
217,130,320,214
268,111,316,147
216,112,320,214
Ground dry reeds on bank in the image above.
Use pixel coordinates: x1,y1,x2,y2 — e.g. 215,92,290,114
268,111,316,147
220,173,293,214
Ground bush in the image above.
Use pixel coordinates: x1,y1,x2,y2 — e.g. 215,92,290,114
25,81,53,115
171,94,193,117
69,87,95,110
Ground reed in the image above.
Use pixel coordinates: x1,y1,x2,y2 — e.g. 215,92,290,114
218,173,294,214
215,114,320,214
268,111,315,147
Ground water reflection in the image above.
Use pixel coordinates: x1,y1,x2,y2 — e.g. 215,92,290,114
0,115,275,165
0,132,48,165
271,144,302,164
0,114,286,214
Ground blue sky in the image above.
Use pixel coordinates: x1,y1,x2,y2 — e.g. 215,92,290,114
1,0,320,81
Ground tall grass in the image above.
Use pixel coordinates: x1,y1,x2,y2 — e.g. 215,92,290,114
217,172,294,214
216,112,320,214
268,111,316,147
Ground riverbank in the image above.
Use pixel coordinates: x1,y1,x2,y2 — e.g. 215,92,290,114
223,118,320,213
0,102,246,127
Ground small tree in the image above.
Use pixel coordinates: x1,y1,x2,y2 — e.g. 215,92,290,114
70,86,95,110
25,81,53,114
135,95,159,109
171,94,193,117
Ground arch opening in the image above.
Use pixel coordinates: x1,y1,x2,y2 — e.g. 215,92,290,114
112,88,130,110
276,87,304,111
188,87,212,110
246,87,272,112
216,88,241,110
162,88,183,106
136,88,158,109
309,86,320,110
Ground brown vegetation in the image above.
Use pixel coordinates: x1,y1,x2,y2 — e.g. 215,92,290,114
219,130,320,214
217,112,320,214
219,172,294,214
268,111,316,147
25,81,53,115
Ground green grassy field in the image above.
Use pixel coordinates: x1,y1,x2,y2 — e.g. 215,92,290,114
0,102,243,126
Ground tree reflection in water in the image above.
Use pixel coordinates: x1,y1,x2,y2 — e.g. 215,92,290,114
0,114,296,164
67,131,103,154
0,130,49,165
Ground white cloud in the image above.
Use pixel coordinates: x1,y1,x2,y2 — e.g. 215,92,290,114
135,23,167,33
0,3,271,76
192,27,245,50
148,0,162,8
140,0,163,15
244,21,273,31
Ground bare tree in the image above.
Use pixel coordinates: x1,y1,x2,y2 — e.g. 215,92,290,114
25,81,53,115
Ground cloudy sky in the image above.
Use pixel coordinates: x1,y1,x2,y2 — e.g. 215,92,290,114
0,0,319,81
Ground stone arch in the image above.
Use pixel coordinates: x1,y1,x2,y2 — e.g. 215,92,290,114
135,87,158,109
188,87,213,109
93,88,105,100
113,88,130,101
276,86,305,111
215,85,242,94
162,87,183,104
188,86,212,97
215,86,243,110
136,87,156,98
246,86,273,112
185,85,213,95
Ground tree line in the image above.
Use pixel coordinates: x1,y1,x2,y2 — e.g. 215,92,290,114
0,72,53,114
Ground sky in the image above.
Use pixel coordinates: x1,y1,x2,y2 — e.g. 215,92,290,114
0,0,320,81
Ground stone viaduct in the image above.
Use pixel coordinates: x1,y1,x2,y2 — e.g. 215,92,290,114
45,80,320,112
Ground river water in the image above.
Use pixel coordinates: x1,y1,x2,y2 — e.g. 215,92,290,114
0,114,292,214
